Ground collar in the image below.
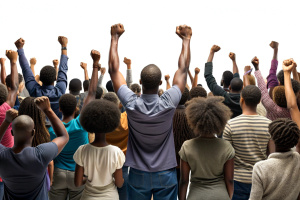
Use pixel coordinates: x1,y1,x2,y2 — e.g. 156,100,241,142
41,85,55,90
268,150,297,159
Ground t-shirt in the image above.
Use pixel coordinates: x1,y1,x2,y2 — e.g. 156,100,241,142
223,115,271,184
0,103,13,148
49,115,89,171
0,142,58,200
73,144,125,188
117,84,182,172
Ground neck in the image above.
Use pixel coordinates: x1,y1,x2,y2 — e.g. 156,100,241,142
91,133,108,147
230,90,241,94
70,91,80,95
275,146,291,153
242,106,258,115
12,141,32,153
62,114,75,123
142,88,159,95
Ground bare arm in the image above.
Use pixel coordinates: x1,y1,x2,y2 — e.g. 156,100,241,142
53,59,59,80
165,75,171,90
0,109,18,142
6,50,19,108
243,74,250,87
192,67,200,88
224,158,234,199
30,58,37,77
292,64,300,82
0,58,6,85
188,70,194,85
48,161,54,186
113,168,124,188
229,52,238,74
80,62,89,80
179,159,190,200
74,164,87,187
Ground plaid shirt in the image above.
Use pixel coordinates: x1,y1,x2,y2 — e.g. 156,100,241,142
255,70,291,120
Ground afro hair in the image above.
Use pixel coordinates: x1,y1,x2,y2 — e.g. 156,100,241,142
59,94,78,117
185,96,232,137
80,99,121,134
273,86,287,108
190,86,207,99
222,71,234,87
103,92,120,105
69,78,82,93
130,83,141,95
0,83,8,106
277,70,284,85
5,73,23,88
106,80,114,92
96,86,103,99
230,78,243,92
40,65,57,86
83,80,90,92
140,64,162,90
269,118,300,149
241,85,261,107
179,87,190,105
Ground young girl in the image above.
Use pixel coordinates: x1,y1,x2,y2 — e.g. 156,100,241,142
73,99,125,200
179,96,235,200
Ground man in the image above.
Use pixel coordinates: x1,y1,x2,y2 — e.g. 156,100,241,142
108,23,192,200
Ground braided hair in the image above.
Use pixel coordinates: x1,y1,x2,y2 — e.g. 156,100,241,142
18,97,50,147
269,118,300,149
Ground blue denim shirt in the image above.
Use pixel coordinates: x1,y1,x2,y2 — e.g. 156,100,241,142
18,48,68,119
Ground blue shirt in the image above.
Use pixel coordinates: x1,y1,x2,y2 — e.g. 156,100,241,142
117,84,182,172
18,48,68,119
48,115,89,171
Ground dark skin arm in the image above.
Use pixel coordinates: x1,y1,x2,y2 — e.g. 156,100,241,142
192,67,200,88
0,109,18,142
224,158,234,199
165,75,171,90
5,50,19,108
229,52,239,74
48,161,54,186
179,159,190,200
0,58,6,85
267,139,276,156
114,168,124,188
188,70,194,85
207,45,220,62
58,36,68,56
53,59,59,79
173,25,192,93
30,58,37,77
80,62,89,81
74,164,87,187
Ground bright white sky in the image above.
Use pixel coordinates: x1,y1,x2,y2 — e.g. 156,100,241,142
1,0,300,92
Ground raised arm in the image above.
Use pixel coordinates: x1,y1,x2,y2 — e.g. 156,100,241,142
6,50,19,107
108,24,126,93
35,96,69,154
292,62,300,82
172,25,192,93
0,58,6,85
30,58,37,77
165,75,171,90
229,52,239,74
55,36,69,94
267,41,279,97
207,45,220,63
98,67,106,87
188,70,194,85
192,67,200,88
243,66,252,87
0,109,18,142
80,62,89,80
82,50,100,110
282,59,300,153
53,59,59,80
124,57,133,87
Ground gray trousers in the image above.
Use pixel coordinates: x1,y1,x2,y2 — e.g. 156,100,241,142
49,167,84,200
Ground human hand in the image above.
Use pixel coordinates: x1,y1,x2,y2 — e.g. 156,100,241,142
111,23,125,37
15,38,25,50
58,36,68,47
123,57,131,65
53,59,59,67
210,45,221,53
6,50,18,63
269,41,279,49
101,67,106,75
34,96,51,112
5,109,18,123
176,25,192,40
165,75,170,81
229,52,236,61
195,67,200,74
251,56,259,71
30,58,37,65
0,58,6,65
80,62,87,70
90,50,101,64
282,59,296,73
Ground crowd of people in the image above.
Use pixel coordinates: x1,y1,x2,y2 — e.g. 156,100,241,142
0,24,299,200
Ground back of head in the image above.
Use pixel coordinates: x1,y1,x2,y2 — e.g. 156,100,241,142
222,71,234,87
103,92,120,106
241,85,261,107
5,73,23,88
269,118,300,149
190,86,207,99
12,115,35,142
291,79,300,94
83,80,90,92
59,94,77,117
130,83,141,95
272,86,287,108
69,78,82,94
80,99,121,133
18,97,50,147
106,80,114,92
230,78,243,92
277,70,284,85
0,83,8,106
185,96,232,136
179,87,190,105
96,86,103,99
140,64,162,90
40,66,56,86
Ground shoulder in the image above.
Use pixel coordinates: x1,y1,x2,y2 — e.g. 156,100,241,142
0,102,11,111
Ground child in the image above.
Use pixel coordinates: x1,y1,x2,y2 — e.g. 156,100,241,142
179,96,235,200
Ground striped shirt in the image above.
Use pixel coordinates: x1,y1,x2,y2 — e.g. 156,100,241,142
223,115,271,184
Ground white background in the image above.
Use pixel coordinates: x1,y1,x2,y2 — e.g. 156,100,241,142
1,0,300,92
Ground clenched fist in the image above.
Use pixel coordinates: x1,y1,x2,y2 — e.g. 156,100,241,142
176,25,192,39
270,41,279,49
251,57,259,70
35,96,51,112
282,59,296,73
0,58,6,65
80,62,87,69
58,36,68,47
211,45,221,53
6,50,18,63
100,67,106,75
123,57,131,65
165,75,170,81
195,67,200,74
30,58,37,65
229,52,236,61
90,50,101,64
5,109,18,123
15,38,25,50
111,24,125,37
53,59,59,67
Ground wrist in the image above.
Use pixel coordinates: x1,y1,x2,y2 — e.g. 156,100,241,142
127,64,131,70
4,119,12,124
111,35,119,41
43,108,52,115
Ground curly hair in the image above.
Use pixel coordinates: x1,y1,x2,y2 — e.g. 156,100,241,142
179,87,190,105
18,97,50,147
103,92,120,105
140,64,161,90
277,70,284,85
83,80,90,92
241,85,261,107
69,78,82,93
291,79,300,94
59,94,77,117
80,99,121,134
0,84,8,106
96,86,103,99
5,73,23,88
40,65,57,86
273,86,287,108
190,86,207,99
185,96,232,137
130,83,141,95
269,118,300,149
222,71,234,87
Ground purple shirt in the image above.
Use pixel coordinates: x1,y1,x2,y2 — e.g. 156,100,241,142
117,84,182,172
266,59,279,89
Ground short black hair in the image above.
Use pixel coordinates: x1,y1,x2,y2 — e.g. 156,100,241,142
140,64,161,90
103,92,119,105
69,79,82,93
190,86,207,99
96,86,103,99
80,99,121,134
179,87,190,105
273,86,287,108
5,73,23,88
222,71,234,87
291,79,300,94
0,84,8,106
197,84,202,87
59,94,77,117
40,66,56,85
130,83,141,94
83,80,90,91
277,70,284,85
106,80,114,92
241,85,261,107
230,78,243,92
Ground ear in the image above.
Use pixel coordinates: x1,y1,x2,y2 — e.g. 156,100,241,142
32,129,35,136
11,130,14,136
159,80,162,86
240,96,244,106
221,79,224,86
139,79,142,85
229,85,232,91
59,107,62,112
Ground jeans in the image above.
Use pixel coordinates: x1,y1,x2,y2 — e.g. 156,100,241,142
232,180,252,200
0,182,3,200
128,167,177,200
118,166,129,200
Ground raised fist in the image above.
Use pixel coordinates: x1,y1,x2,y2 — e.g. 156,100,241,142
229,52,236,61
0,58,6,65
58,36,68,47
176,25,192,39
80,62,87,69
165,75,170,81
30,58,37,65
211,45,221,53
111,24,125,37
34,96,51,112
6,50,18,63
251,56,259,70
123,57,131,65
100,67,106,75
53,59,59,67
195,67,200,74
270,41,279,49
282,59,296,73
15,38,25,50
5,109,18,123
90,50,101,63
